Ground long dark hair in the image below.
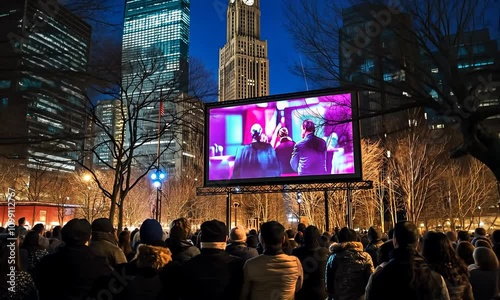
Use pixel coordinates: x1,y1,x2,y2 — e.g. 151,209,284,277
20,231,43,253
303,226,321,249
118,230,133,256
423,231,469,286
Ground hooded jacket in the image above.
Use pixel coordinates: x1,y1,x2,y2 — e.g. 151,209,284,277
164,238,200,263
89,231,128,268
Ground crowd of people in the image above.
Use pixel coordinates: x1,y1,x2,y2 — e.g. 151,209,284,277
1,217,499,300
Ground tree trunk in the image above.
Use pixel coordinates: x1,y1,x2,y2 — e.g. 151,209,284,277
109,195,116,226
117,201,124,233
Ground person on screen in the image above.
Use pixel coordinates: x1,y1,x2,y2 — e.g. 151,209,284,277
290,120,327,176
275,127,296,175
232,123,280,179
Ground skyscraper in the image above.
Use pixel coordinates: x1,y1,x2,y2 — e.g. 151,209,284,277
122,0,190,172
93,100,124,168
0,1,91,171
219,0,269,101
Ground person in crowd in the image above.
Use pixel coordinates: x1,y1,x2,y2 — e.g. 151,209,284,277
321,232,332,248
365,221,449,300
173,220,244,300
290,119,327,176
130,228,139,244
225,226,258,261
492,229,500,260
20,231,49,276
292,225,329,300
249,229,257,236
164,218,200,263
381,233,389,242
0,233,38,300
472,227,491,247
17,217,27,236
232,123,280,179
476,239,493,249
136,219,165,249
116,244,173,300
34,218,111,300
326,227,374,300
240,221,303,300
422,231,473,300
365,226,384,267
274,127,296,175
88,218,127,269
246,234,258,250
468,246,500,300
456,241,476,266
294,231,304,247
286,229,299,249
446,231,458,249
31,224,49,250
48,226,63,253
458,230,471,243
365,239,395,296
118,230,135,262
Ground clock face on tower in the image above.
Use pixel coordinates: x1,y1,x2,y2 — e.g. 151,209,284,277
242,0,254,5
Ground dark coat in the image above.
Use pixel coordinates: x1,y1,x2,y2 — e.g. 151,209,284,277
364,240,384,267
292,246,329,300
89,231,128,269
326,242,374,300
164,238,200,263
34,245,111,300
290,133,327,175
275,138,296,174
366,247,449,300
225,242,259,261
232,142,280,179
174,248,244,300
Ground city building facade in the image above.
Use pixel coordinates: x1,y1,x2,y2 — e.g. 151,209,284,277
121,0,190,174
0,1,91,171
93,100,124,168
219,0,269,101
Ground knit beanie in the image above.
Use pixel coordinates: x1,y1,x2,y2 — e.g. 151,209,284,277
140,219,164,245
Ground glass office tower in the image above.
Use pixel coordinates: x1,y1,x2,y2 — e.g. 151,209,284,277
122,0,190,172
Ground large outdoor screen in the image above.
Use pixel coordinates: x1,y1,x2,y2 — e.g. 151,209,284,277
204,89,362,187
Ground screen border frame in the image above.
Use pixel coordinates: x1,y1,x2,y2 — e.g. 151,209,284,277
203,88,363,187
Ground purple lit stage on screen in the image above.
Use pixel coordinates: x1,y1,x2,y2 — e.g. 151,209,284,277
207,93,356,182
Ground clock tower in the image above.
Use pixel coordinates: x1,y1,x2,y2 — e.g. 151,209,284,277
218,0,269,101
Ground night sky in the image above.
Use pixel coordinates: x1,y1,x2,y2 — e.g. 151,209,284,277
96,0,500,97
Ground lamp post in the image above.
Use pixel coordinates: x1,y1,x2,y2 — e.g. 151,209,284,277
150,169,166,222
233,202,240,227
478,206,482,228
297,192,303,217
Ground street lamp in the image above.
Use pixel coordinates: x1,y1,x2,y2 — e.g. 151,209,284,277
233,202,240,227
150,168,166,222
478,206,482,227
297,192,303,216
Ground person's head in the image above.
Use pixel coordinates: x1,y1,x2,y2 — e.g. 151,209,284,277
246,234,258,248
422,231,455,265
278,127,289,139
285,229,295,240
473,247,499,271
118,230,131,245
301,119,315,138
32,223,44,235
259,221,285,250
18,217,26,227
297,223,306,233
21,231,41,252
303,226,321,249
229,226,247,243
250,124,263,142
492,230,500,244
475,227,486,237
294,231,304,245
337,227,357,243
61,218,92,247
475,239,492,249
199,220,227,244
445,231,457,243
249,229,257,236
135,244,172,271
52,226,62,240
379,240,395,264
169,225,186,240
170,218,191,240
457,230,470,242
91,218,114,234
368,226,382,243
393,221,419,249
139,219,164,246
456,241,475,265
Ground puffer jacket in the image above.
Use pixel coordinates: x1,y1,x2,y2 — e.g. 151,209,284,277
89,231,128,268
364,239,384,267
326,241,374,300
240,250,303,300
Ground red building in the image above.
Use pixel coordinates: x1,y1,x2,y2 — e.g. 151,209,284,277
0,202,80,230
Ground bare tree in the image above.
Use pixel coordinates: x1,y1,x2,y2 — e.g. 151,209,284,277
285,0,500,181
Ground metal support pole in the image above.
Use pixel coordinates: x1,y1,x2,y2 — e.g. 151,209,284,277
158,188,162,224
347,187,353,229
155,188,160,221
324,190,330,232
226,192,232,233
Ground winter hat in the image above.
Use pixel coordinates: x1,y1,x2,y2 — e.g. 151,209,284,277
368,226,382,242
92,218,114,233
136,244,172,271
200,220,227,242
337,227,357,243
61,219,91,246
140,219,164,245
246,235,258,248
229,226,246,243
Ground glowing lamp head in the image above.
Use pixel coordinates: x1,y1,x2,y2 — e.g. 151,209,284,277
159,173,166,180
153,181,161,188
150,173,157,180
